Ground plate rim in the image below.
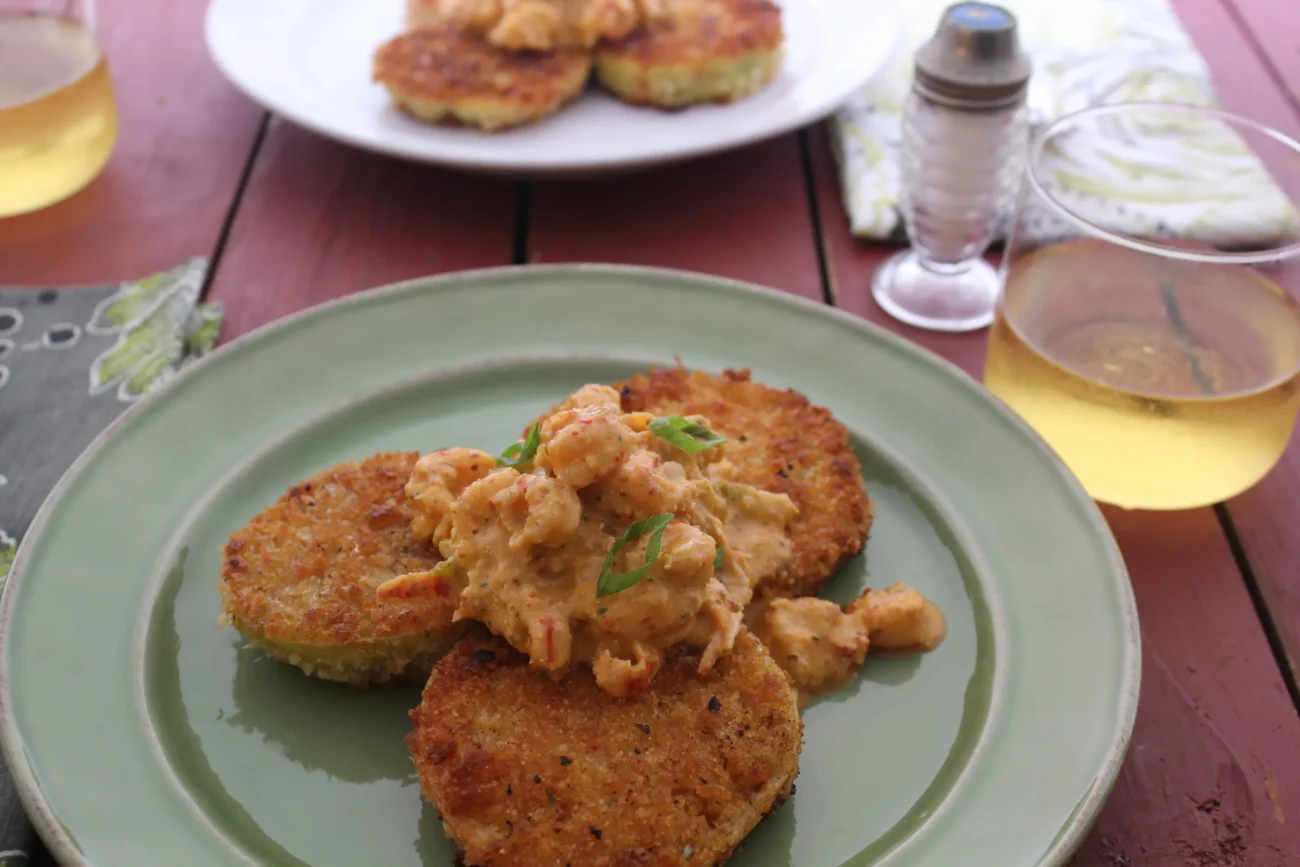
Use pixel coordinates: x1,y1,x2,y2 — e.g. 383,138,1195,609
200,0,902,175
0,263,1140,866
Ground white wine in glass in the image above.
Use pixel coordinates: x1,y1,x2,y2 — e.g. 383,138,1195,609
984,104,1300,510
0,0,117,217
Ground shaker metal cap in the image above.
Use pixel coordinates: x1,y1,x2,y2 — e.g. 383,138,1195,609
913,2,1031,109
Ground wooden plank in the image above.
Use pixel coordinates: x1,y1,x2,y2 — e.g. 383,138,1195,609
1179,0,1300,676
1175,1,1300,685
809,3,1300,859
1172,0,1300,140
527,135,824,301
1219,259,1300,684
1073,507,1300,867
0,0,263,285
1221,0,1300,114
204,118,519,341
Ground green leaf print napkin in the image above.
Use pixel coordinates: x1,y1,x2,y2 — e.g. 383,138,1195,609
0,257,220,866
831,0,1300,245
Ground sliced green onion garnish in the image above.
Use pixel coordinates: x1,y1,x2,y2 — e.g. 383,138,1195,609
596,513,675,597
648,415,726,453
498,423,541,468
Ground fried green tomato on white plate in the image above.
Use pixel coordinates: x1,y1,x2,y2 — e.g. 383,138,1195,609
594,0,784,109
372,25,593,132
218,452,465,687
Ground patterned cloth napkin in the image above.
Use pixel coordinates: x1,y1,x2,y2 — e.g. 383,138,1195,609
0,258,221,866
829,0,1300,244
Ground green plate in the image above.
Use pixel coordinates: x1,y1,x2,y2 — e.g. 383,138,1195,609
0,266,1139,867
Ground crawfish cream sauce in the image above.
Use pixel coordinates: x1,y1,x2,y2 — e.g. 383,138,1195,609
383,385,796,697
754,584,947,702
382,383,945,698
408,0,670,51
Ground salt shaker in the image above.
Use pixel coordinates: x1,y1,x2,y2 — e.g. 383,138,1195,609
872,2,1031,332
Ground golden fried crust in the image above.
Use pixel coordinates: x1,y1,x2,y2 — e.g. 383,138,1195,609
219,453,458,649
372,26,592,130
616,368,871,598
410,630,801,867
598,0,781,65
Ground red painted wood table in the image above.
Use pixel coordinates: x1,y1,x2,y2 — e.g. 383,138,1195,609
5,0,1300,864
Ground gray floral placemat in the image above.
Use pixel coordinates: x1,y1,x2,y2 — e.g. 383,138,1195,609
0,257,220,865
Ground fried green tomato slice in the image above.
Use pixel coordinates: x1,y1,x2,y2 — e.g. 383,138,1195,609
219,452,465,687
409,629,801,866
617,367,872,600
594,0,783,108
373,25,593,132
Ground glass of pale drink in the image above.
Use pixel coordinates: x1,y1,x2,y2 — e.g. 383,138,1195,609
984,103,1300,510
0,0,117,217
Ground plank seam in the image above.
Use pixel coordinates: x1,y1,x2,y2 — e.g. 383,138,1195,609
197,112,271,303
1219,0,1300,119
797,127,835,306
1214,502,1300,715
1213,0,1300,722
513,182,533,265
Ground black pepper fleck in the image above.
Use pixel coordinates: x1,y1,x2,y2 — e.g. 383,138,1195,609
634,748,642,755
708,697,721,713
507,784,513,795
534,775,542,783
590,827,603,840
636,724,651,734
560,756,572,766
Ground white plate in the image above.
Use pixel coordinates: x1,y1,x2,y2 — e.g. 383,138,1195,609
203,0,899,175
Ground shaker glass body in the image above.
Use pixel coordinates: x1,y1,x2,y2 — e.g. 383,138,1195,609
900,91,1027,266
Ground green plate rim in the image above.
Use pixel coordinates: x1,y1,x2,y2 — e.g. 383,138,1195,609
0,263,1140,866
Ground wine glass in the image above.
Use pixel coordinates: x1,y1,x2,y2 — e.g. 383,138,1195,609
984,102,1300,510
